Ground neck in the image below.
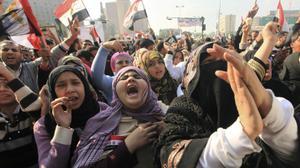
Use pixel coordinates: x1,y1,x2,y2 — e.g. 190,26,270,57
7,63,21,71
0,102,18,119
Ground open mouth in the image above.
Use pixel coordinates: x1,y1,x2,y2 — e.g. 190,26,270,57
127,85,138,96
67,96,78,102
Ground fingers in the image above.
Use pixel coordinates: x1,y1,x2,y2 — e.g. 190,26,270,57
223,52,244,74
215,70,228,83
207,44,227,59
227,62,237,94
50,97,71,112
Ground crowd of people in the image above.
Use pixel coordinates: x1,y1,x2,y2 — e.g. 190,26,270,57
0,2,300,168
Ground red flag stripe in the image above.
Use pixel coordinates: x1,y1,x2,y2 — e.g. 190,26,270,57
19,0,42,36
54,0,74,18
277,0,285,27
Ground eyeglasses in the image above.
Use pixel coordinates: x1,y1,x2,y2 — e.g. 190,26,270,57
1,48,18,52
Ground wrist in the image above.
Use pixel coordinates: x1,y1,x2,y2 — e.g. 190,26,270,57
125,138,136,154
257,91,272,118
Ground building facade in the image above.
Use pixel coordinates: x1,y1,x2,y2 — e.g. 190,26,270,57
252,10,300,31
219,14,236,35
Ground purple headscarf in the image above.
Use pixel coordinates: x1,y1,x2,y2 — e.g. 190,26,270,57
72,66,163,167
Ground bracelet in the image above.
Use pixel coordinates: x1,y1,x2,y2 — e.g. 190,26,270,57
252,57,268,70
248,59,266,81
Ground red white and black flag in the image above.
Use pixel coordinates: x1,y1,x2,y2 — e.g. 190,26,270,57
54,0,89,27
123,0,147,31
277,0,289,32
0,0,42,49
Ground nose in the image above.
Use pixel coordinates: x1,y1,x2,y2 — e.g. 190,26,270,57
65,83,75,94
127,75,135,82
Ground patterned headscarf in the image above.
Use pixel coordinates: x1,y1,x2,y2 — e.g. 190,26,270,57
141,50,178,105
72,66,164,167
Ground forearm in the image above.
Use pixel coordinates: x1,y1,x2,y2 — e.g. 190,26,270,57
254,40,275,64
34,120,73,168
91,47,114,101
7,78,41,112
164,54,181,81
259,90,298,159
48,42,70,68
198,119,261,168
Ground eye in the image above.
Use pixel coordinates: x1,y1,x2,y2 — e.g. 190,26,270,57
148,61,156,67
55,83,66,88
72,81,81,85
132,74,141,79
119,75,129,80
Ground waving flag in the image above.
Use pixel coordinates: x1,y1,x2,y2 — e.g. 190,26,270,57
54,0,89,27
0,0,42,49
277,0,289,32
123,0,147,31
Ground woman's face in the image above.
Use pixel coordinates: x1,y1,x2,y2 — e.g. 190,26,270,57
173,52,184,65
147,58,166,80
114,56,132,73
116,71,148,110
54,72,85,110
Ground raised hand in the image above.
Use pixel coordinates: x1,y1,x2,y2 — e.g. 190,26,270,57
102,40,123,52
247,1,259,18
50,97,72,128
225,62,263,140
0,62,15,81
214,48,272,118
125,122,158,153
39,85,50,117
68,17,80,39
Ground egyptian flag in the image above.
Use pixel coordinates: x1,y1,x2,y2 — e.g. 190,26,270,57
0,0,42,49
123,0,147,31
277,0,289,32
54,0,89,27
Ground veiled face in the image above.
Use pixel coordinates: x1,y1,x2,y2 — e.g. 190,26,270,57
116,71,148,110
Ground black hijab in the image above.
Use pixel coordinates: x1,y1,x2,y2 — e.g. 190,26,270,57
184,42,238,128
44,65,100,157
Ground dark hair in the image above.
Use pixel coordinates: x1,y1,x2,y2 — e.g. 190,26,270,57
156,41,164,52
291,30,300,43
140,38,154,49
76,49,94,60
86,46,99,53
46,38,55,46
83,39,93,44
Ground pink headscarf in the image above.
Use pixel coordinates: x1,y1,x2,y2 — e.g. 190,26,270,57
110,52,133,72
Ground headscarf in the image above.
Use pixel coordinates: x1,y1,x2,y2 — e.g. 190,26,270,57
184,42,238,128
110,52,133,72
72,66,164,167
141,50,178,105
44,66,100,159
58,55,108,103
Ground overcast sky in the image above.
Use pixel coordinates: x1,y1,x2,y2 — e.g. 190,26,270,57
84,0,300,33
